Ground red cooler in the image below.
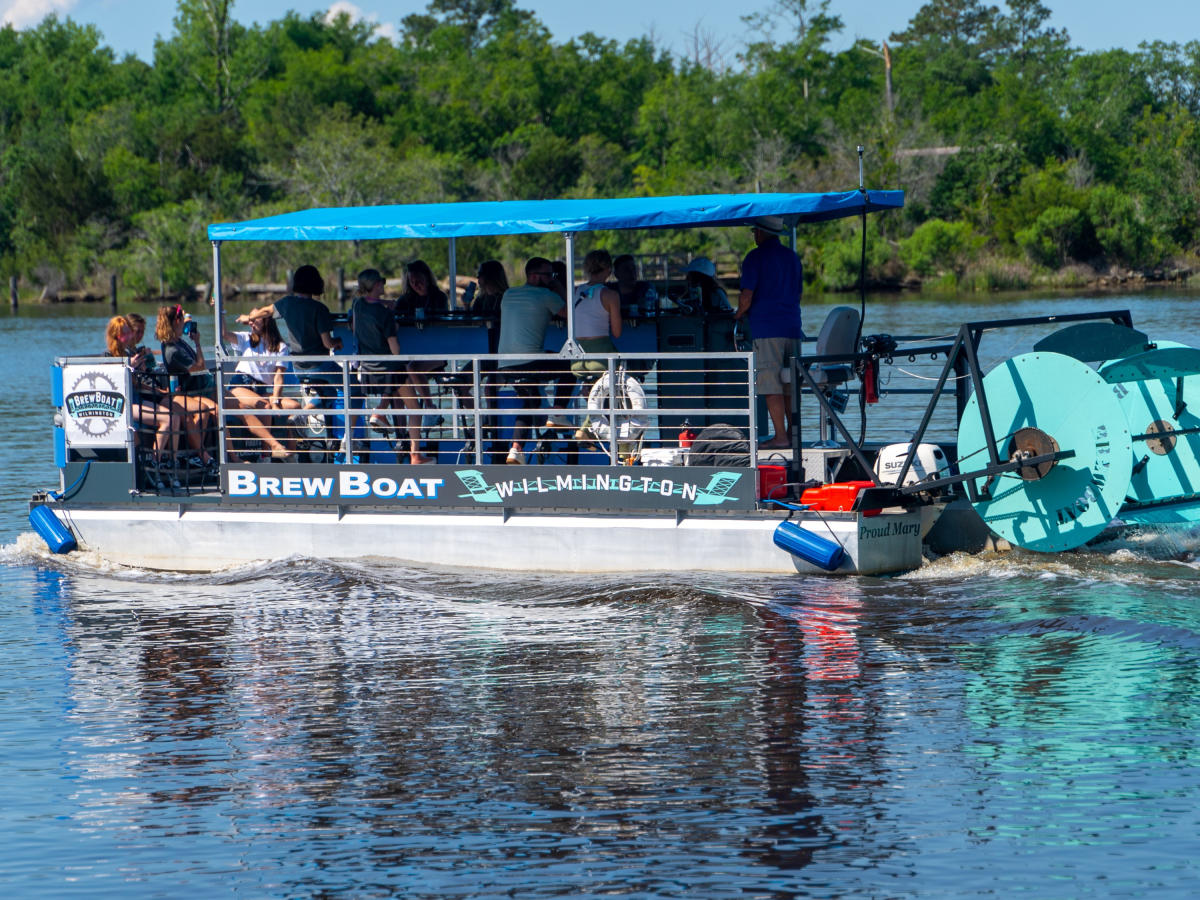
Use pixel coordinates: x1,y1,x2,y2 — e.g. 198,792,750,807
800,481,882,516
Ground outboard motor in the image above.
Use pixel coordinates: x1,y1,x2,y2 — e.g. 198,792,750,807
874,443,950,490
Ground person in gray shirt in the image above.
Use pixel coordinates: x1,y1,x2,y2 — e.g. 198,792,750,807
497,257,574,464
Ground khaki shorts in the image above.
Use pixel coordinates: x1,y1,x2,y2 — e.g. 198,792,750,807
754,337,795,394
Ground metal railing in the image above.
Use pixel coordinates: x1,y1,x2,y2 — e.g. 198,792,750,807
210,350,757,468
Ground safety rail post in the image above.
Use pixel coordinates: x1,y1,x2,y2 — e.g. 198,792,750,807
606,355,618,464
472,357,484,464
341,357,353,461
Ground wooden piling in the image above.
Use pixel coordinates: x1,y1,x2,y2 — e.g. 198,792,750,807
9,275,16,311
109,274,118,312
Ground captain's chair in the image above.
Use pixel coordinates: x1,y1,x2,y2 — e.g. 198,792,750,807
810,306,861,388
807,306,860,442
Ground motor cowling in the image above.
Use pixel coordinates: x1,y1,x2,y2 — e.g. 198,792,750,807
874,443,949,488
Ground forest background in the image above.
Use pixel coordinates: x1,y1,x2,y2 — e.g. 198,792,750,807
2,0,1198,302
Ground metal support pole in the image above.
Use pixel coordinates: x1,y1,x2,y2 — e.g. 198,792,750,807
472,359,484,465
337,267,346,308
607,355,617,464
109,274,118,312
212,241,228,464
796,363,880,485
448,237,458,308
341,360,353,461
560,232,581,357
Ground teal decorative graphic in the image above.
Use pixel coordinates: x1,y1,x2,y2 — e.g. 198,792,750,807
455,468,744,507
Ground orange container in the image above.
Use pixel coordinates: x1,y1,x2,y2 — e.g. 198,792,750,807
799,480,881,516
757,465,788,500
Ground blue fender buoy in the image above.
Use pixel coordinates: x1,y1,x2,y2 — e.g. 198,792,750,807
29,505,76,554
773,520,845,571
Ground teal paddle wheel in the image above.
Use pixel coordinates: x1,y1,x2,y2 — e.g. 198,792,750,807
958,352,1132,552
957,320,1200,552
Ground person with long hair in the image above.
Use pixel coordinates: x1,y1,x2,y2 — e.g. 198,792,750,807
571,249,623,374
395,259,449,318
221,308,301,461
156,304,218,468
396,259,448,437
104,315,179,463
350,268,430,464
471,260,508,318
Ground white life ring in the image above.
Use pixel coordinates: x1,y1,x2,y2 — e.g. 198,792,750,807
588,371,647,443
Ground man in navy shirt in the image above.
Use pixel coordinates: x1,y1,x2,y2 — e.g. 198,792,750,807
735,216,804,449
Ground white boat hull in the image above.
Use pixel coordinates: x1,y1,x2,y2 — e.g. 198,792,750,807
53,506,925,576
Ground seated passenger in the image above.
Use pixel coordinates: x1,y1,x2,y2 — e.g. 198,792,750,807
681,257,732,313
126,312,151,353
571,249,622,377
394,259,449,318
351,268,430,465
105,315,179,467
550,260,568,300
471,260,507,318
247,264,343,408
471,259,508,356
156,304,219,469
497,257,574,464
611,254,658,316
396,259,448,428
220,308,301,462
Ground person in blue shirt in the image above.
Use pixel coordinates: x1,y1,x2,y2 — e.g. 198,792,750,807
735,216,804,450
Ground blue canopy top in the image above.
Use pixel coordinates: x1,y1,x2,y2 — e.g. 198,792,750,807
207,190,904,242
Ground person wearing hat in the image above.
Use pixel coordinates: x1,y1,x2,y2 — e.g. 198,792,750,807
244,264,343,408
736,216,804,450
681,257,731,313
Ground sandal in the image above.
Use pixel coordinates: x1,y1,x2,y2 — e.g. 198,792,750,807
368,416,394,439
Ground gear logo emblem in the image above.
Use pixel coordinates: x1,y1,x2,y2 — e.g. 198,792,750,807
65,371,126,438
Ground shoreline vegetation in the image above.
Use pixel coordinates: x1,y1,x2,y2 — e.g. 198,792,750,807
2,0,1198,303
15,261,1196,308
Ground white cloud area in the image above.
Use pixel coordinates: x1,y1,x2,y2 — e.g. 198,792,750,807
324,1,397,43
1,0,77,28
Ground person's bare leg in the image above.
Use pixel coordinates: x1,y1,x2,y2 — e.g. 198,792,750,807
397,384,431,463
760,394,790,448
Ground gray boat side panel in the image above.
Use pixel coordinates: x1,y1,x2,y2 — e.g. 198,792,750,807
54,507,924,576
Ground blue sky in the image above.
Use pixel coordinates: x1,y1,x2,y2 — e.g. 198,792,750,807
1,0,1193,61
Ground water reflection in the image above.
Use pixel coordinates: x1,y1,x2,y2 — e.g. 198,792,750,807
0,555,1190,895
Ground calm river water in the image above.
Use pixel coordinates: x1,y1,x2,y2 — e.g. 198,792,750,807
3,293,1200,897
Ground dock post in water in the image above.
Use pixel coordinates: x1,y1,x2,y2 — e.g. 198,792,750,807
9,275,16,311
109,274,118,312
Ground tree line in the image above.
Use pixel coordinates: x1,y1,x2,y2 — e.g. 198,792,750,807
2,0,1198,300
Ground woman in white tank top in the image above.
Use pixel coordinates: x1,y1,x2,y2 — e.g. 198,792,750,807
571,249,623,376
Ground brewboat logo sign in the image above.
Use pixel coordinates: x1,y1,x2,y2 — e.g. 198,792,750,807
224,464,753,510
62,364,129,448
